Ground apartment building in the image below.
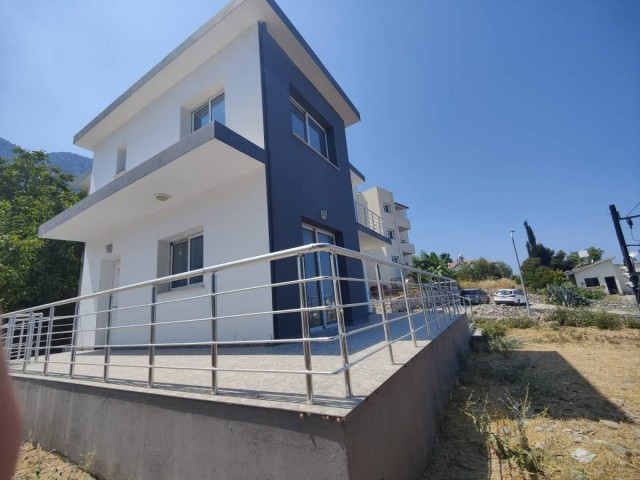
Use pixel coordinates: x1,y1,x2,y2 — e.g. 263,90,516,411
354,185,416,284
38,0,395,345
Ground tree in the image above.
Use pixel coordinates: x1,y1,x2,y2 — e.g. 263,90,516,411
455,258,513,282
521,257,565,291
550,250,572,271
523,220,554,267
412,250,453,277
567,246,605,269
587,247,604,262
0,148,85,312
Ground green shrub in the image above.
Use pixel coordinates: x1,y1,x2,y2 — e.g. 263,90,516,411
542,308,633,330
578,287,604,300
543,308,579,326
489,336,524,352
546,283,590,307
623,317,640,329
476,321,507,340
502,317,536,329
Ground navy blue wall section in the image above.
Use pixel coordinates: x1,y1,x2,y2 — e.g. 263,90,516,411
259,24,367,339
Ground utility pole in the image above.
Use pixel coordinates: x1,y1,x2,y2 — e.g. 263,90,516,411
510,230,532,316
609,204,640,306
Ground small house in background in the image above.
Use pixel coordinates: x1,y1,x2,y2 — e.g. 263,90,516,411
565,256,638,295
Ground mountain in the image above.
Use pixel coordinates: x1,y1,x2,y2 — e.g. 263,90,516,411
0,137,92,177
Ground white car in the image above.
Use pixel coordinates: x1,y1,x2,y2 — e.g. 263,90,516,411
494,289,527,306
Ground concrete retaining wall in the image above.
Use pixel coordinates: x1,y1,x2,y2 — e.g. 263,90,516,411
13,314,470,480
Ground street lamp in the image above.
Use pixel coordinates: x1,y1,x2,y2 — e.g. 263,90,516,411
510,230,532,316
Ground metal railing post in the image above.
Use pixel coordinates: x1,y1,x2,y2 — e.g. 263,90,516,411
400,270,417,346
417,275,431,337
330,252,352,398
210,272,218,395
375,263,395,364
297,254,314,404
426,276,440,330
6,315,16,361
148,286,157,388
103,295,113,382
22,312,35,373
18,316,26,362
44,307,54,376
69,302,80,378
34,314,43,363
450,281,458,317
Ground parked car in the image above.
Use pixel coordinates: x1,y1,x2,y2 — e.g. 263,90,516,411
494,289,527,306
460,288,490,305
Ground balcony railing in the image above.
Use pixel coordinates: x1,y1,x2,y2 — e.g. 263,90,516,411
1,244,467,405
354,201,384,236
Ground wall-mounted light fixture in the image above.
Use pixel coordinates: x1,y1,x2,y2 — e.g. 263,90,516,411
105,244,113,254
154,193,171,202
320,210,328,221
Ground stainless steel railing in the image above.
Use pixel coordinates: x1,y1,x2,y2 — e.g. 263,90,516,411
354,201,385,236
0,243,462,405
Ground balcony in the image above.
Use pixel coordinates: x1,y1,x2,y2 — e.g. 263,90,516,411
40,123,266,242
396,216,411,231
354,201,384,235
354,201,390,249
400,240,416,255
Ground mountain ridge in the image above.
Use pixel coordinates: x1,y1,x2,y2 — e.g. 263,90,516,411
0,137,92,177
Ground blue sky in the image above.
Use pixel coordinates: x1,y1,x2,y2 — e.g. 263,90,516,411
1,0,639,269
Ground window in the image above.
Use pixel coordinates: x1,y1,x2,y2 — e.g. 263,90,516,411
387,229,395,240
170,234,203,289
192,93,225,132
290,98,329,161
116,147,126,175
584,277,600,288
391,256,399,263
383,203,391,214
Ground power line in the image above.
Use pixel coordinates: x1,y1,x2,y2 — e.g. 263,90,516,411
626,199,640,217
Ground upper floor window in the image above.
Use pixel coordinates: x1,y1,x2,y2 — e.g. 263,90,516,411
387,229,395,240
115,147,127,175
392,256,399,263
170,233,203,289
290,98,329,161
383,203,391,214
192,93,225,132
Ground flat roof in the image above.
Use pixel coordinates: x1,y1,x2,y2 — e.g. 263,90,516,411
74,0,360,150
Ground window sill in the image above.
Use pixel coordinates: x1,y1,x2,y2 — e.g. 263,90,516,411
292,133,339,171
158,282,205,296
113,170,127,179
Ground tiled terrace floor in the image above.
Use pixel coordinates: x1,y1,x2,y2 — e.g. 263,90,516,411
10,310,467,415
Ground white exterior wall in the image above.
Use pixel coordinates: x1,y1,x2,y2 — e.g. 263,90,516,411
359,187,405,282
76,169,272,346
89,25,264,193
573,260,625,295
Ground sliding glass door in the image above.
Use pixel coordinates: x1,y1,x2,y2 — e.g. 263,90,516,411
302,225,338,330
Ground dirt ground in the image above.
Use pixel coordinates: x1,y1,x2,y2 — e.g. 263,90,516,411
423,326,640,479
13,443,96,480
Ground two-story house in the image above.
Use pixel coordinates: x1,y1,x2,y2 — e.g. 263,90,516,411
38,0,391,346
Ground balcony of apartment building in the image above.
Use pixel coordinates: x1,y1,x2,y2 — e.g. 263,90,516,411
400,239,416,256
354,201,391,250
394,202,411,232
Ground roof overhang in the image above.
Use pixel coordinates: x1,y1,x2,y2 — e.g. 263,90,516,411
350,163,365,187
74,0,360,150
41,123,265,242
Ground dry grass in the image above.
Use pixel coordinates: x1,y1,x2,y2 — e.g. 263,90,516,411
459,278,518,291
424,326,640,479
13,443,96,480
